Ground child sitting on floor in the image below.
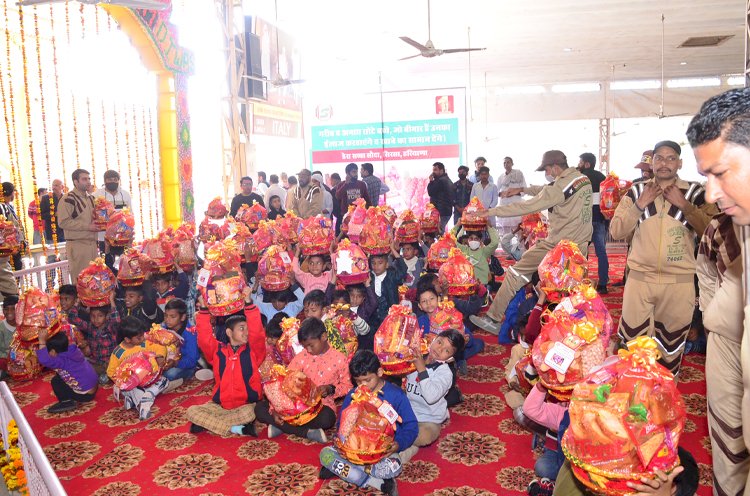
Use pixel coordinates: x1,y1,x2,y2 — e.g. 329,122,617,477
293,245,332,294
301,290,326,320
160,298,199,384
255,285,305,322
319,350,418,496
118,285,162,328
107,316,169,420
400,242,425,288
261,312,288,368
369,243,407,344
330,289,370,337
523,382,568,494
58,284,88,323
255,317,349,443
36,327,98,414
152,271,189,312
68,292,120,385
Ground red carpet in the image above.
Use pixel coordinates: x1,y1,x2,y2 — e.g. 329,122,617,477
9,253,713,495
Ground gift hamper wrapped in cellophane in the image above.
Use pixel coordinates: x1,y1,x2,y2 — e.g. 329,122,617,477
600,174,633,220
8,335,41,381
532,283,612,400
112,351,162,391
140,236,175,274
262,364,323,425
93,197,114,231
343,198,367,242
333,239,370,285
335,385,401,464
461,197,488,231
381,205,397,226
276,317,303,365
538,240,588,302
298,215,334,256
323,303,358,358
199,240,247,317
275,212,301,245
224,218,254,263
234,201,267,231
117,248,153,287
438,248,478,297
393,209,421,245
252,219,278,255
0,215,20,256
520,213,548,249
172,223,197,271
15,288,61,343
257,244,293,292
427,298,466,343
146,323,182,363
420,203,440,234
426,233,457,271
562,337,686,496
77,258,116,307
374,304,426,375
105,207,135,247
359,207,393,256
198,197,229,243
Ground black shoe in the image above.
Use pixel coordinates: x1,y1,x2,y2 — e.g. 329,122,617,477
382,478,398,496
596,285,608,294
241,423,258,437
189,423,206,434
612,281,625,287
48,400,77,414
319,466,335,480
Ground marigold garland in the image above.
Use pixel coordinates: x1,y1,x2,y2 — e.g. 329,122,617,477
0,420,29,494
131,104,146,237
66,1,82,168
17,2,35,256
49,3,68,183
140,105,155,237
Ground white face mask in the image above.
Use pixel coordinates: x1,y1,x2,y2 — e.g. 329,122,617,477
468,240,481,250
545,174,555,183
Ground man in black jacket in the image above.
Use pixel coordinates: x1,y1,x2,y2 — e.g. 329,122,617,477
426,162,455,232
230,176,264,218
577,152,609,293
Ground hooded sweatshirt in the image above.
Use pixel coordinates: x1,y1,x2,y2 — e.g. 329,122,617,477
37,345,98,394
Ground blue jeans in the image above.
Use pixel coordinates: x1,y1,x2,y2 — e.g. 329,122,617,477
535,446,563,480
164,367,195,381
591,220,609,286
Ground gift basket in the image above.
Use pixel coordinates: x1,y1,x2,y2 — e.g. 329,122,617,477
562,337,686,495
93,197,114,231
258,244,293,292
77,258,116,307
514,350,537,395
252,220,278,254
600,174,633,220
117,248,153,287
15,288,61,343
105,207,136,247
172,223,197,271
199,241,246,317
538,240,588,302
140,237,175,274
360,207,393,256
298,215,334,256
7,335,41,381
324,303,358,358
335,385,400,464
374,304,426,375
520,213,548,249
381,205,397,226
276,317,303,365
146,324,182,363
262,364,323,425
532,283,612,400
198,216,227,244
224,218,254,263
427,298,466,342
0,215,20,257
206,197,228,218
275,212,301,245
461,197,488,231
426,233,457,271
333,239,370,285
393,210,421,245
112,351,162,391
343,198,367,242
420,203,440,234
234,201,267,231
438,248,478,297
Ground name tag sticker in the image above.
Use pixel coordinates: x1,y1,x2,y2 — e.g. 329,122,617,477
196,268,211,288
543,342,576,374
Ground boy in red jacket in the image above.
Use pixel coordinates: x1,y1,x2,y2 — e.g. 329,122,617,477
187,292,266,436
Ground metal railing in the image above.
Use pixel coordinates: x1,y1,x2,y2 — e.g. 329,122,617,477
13,261,71,294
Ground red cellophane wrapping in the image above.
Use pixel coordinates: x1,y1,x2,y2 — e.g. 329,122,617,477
224,218,253,262
206,197,228,218
198,216,228,244
427,298,466,343
112,351,161,391
0,215,20,257
394,210,421,244
374,305,425,375
538,240,588,302
117,248,153,287
461,197,488,231
600,174,633,220
76,258,116,307
105,207,135,247
420,203,440,234
141,237,175,274
520,213,548,249
333,239,370,286
381,205,397,226
15,288,61,343
275,213,301,245
335,385,399,464
172,223,197,271
93,197,114,231
427,233,457,271
146,324,182,363
532,283,612,400
562,337,685,495
345,198,368,242
438,248,478,297
324,303,358,359
200,240,247,317
252,220,277,254
8,335,41,381
360,207,393,256
262,364,323,425
276,317,302,365
258,244,293,292
514,351,537,394
298,215,334,256
235,201,267,230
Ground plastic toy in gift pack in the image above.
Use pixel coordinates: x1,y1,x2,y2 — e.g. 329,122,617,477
105,208,136,247
426,233,457,271
427,298,466,342
117,248,153,287
381,205,397,226
461,197,488,231
205,197,228,218
335,385,401,465
93,197,114,231
200,241,247,317
333,239,370,286
420,203,440,234
276,317,303,365
298,215,334,256
146,324,182,363
15,288,61,343
234,201,267,231
172,223,197,271
393,210,421,245
374,304,426,375
262,364,323,426
359,207,393,256
345,198,368,242
112,351,162,391
77,258,116,307
8,335,41,381
0,215,20,257
438,248,478,297
600,174,633,220
520,213,549,249
324,303,358,358
258,244,293,292
562,337,686,495
538,240,588,302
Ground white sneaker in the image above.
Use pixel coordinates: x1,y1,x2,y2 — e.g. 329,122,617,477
470,315,501,335
163,378,184,394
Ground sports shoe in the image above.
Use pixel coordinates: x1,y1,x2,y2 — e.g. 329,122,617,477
470,315,501,335
242,423,258,437
369,456,402,479
318,466,335,480
456,359,468,376
162,378,184,394
267,424,283,439
138,391,156,421
98,373,111,385
382,478,399,496
539,478,555,495
527,479,542,496
189,423,206,434
306,428,328,444
48,400,77,414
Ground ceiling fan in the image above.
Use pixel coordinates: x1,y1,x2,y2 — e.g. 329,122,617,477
399,0,486,60
17,0,170,10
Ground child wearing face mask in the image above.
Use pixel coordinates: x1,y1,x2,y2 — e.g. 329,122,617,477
450,221,499,287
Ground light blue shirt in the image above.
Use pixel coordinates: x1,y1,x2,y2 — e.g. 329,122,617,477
254,286,305,322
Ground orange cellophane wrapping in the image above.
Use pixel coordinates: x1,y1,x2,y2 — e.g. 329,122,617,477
360,207,393,256
600,174,633,220
172,223,197,271
335,386,397,464
538,240,588,302
393,210,421,244
532,284,612,400
427,298,466,342
252,220,277,254
345,198,367,242
117,248,154,287
15,288,61,343
420,203,440,234
112,351,161,391
276,317,302,365
461,197,488,231
562,337,685,495
324,304,358,359
146,324,182,362
224,218,253,262
93,197,114,230
520,213,548,249
258,244,293,292
198,216,227,244
76,258,116,307
141,237,175,274
374,305,425,375
0,215,20,257
235,201,267,230
8,335,41,381
275,213,301,245
262,364,323,425
514,351,536,394
333,239,370,286
438,248,478,297
200,241,247,317
206,197,228,218
426,233,457,271
298,215,334,256
104,207,135,247
381,205,397,226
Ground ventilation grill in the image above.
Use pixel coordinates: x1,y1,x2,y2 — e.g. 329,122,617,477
678,35,733,48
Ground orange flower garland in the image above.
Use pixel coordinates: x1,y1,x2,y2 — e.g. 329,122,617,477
140,105,155,236
147,107,161,228
0,420,29,494
131,104,146,237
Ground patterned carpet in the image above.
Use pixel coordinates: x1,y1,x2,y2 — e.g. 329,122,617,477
8,252,713,496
